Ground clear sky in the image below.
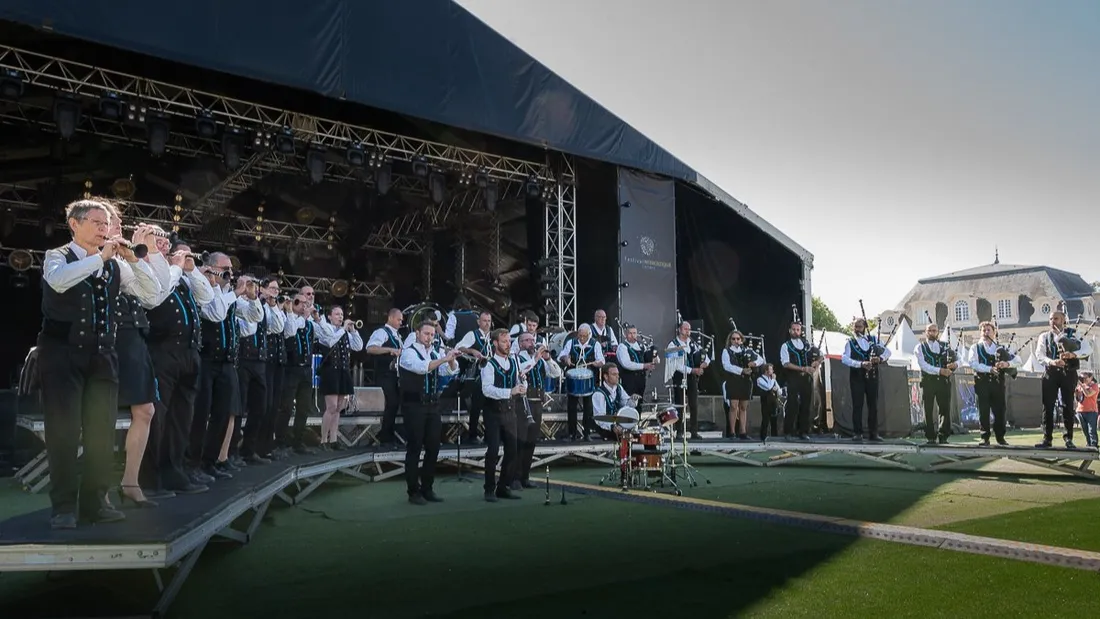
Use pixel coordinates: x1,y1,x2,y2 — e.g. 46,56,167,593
456,0,1099,321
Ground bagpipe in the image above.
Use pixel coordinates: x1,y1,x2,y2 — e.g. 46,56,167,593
727,317,765,375
791,304,825,367
858,299,887,378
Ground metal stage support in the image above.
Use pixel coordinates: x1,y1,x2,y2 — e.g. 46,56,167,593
542,156,577,329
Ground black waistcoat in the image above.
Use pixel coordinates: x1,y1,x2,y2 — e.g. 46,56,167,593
146,279,202,349
40,247,121,351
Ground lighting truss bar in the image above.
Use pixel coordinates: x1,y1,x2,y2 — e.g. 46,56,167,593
0,184,341,248
0,244,391,298
0,45,554,186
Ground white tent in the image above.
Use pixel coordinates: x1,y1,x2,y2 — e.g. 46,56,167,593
885,318,918,367
1020,353,1039,373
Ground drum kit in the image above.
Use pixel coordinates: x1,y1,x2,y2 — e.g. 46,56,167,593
594,402,687,495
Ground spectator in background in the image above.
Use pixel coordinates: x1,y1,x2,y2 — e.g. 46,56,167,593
1075,372,1098,448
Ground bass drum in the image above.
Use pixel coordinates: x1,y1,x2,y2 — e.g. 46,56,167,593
403,302,445,331
549,330,576,358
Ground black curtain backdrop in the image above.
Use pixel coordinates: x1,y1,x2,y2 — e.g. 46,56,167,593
575,159,619,327
675,183,804,395
828,360,913,437
618,168,678,394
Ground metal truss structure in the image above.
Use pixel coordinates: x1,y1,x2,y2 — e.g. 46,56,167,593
0,45,555,188
0,244,391,298
543,157,578,329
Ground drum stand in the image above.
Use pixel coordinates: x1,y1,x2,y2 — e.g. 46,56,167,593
666,384,709,488
446,386,474,484
598,433,631,489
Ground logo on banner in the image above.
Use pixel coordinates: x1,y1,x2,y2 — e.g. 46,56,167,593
625,234,672,270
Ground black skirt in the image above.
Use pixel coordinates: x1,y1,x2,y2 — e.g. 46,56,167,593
116,327,158,407
725,375,752,401
320,367,354,396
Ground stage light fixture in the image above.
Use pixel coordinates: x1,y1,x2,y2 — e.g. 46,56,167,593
146,114,169,155
221,128,243,169
375,164,392,195
254,128,272,149
305,147,326,184
98,92,124,120
274,126,295,155
475,168,489,188
8,249,33,272
484,182,498,211
429,171,446,204
345,142,365,167
525,175,541,198
412,155,429,177
0,69,23,99
52,95,81,140
126,102,147,122
195,110,217,138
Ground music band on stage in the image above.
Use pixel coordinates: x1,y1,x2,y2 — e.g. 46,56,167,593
27,197,1100,524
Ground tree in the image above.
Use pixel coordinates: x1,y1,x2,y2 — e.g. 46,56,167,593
812,296,850,335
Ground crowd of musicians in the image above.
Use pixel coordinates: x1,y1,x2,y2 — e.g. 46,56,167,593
30,197,1097,527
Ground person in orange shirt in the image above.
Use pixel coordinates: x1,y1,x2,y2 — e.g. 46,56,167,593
1075,372,1099,448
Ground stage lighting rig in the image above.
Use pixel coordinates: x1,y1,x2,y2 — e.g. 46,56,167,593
195,110,217,138
52,94,81,140
0,68,23,99
98,92,125,121
146,113,170,155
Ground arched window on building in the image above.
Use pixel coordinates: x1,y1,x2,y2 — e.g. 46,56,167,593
954,300,970,323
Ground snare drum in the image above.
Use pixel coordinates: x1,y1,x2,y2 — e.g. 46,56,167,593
636,429,662,447
565,367,595,397
632,453,663,470
543,374,559,393
657,407,679,427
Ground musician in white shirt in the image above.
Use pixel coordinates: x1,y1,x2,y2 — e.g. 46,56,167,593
1033,310,1092,448
665,321,709,440
779,321,817,441
841,318,891,442
480,329,525,501
756,364,781,441
720,330,758,439
585,309,618,365
615,326,656,398
967,321,1021,446
914,323,957,445
515,331,562,488
455,310,493,443
317,305,364,450
508,310,540,352
365,308,404,447
592,365,634,440
559,324,605,441
399,321,459,504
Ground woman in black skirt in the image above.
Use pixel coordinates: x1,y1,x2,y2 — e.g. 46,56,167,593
316,305,364,449
106,207,171,507
720,330,758,439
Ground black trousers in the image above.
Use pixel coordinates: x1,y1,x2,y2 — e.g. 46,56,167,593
37,341,118,516
276,366,316,448
849,370,879,436
759,391,780,439
1041,368,1077,441
671,371,699,436
975,375,1007,440
142,343,201,490
921,377,952,440
518,396,544,482
238,360,268,457
190,359,239,467
784,374,812,436
566,395,593,438
483,399,519,492
259,362,284,455
402,399,442,496
621,371,646,399
377,371,399,443
465,380,486,440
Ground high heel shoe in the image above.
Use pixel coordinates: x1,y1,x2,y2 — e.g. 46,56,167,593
117,484,159,508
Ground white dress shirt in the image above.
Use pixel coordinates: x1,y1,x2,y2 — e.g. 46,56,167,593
517,348,563,381
455,328,492,354
968,340,1023,374
585,323,618,349
152,261,216,309
283,312,335,340
778,339,807,368
1034,329,1093,371
399,341,458,376
914,341,947,377
593,383,633,431
366,324,402,349
43,241,160,306
721,346,750,376
756,374,779,393
318,325,365,351
481,353,519,400
841,334,892,369
201,285,262,324
238,303,287,337
616,341,648,371
558,338,604,365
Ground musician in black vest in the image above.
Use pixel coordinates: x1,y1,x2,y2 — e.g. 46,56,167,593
666,322,708,440
399,321,459,504
592,364,634,440
914,323,957,445
516,331,562,488
103,206,173,508
1033,310,1092,448
559,325,605,441
508,310,540,353
365,308,403,447
38,199,160,529
616,326,656,399
235,277,287,463
275,291,330,454
188,256,262,482
720,330,758,439
455,311,493,442
840,318,890,442
968,321,1021,446
779,321,816,441
480,328,525,501
588,310,618,367
141,238,215,498
317,305,364,449
261,291,293,459
756,364,782,440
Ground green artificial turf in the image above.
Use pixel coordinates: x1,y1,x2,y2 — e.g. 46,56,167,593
939,496,1100,552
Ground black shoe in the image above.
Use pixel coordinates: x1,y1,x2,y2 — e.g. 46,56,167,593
203,464,232,480
1035,439,1053,448
798,434,811,441
422,491,444,503
117,485,158,508
484,491,498,503
937,437,949,445
996,437,1009,446
81,506,126,524
851,435,863,442
408,493,428,506
980,437,990,446
220,459,242,472
189,469,215,485
520,479,538,489
167,482,209,495
244,454,271,465
496,487,521,500
331,442,347,451
293,445,318,455
50,513,77,530
510,480,523,491
144,488,176,500
1065,440,1077,449
868,435,883,443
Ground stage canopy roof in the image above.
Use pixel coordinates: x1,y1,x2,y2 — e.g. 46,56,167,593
0,0,811,264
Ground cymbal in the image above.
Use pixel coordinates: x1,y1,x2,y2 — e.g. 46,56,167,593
593,414,637,424
641,403,684,408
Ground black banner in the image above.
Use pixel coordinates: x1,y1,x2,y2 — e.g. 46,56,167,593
618,168,677,394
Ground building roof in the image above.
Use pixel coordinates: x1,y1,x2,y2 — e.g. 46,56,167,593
903,263,1094,307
